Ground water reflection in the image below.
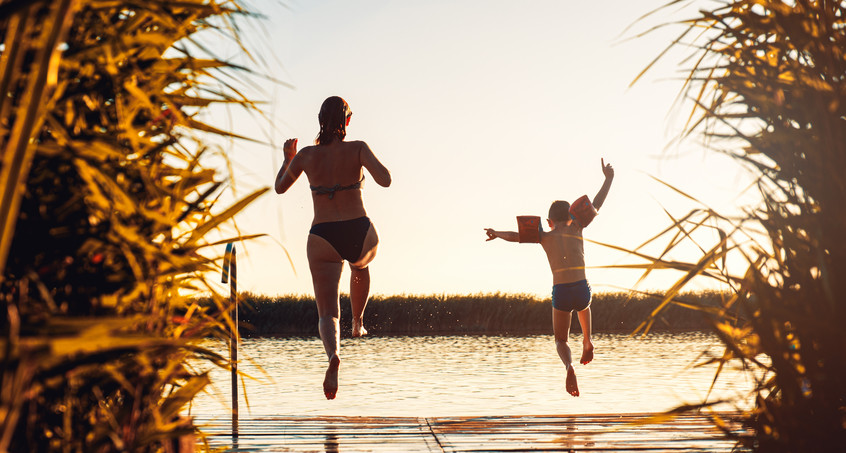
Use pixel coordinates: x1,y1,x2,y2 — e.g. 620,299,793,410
188,332,753,418
553,421,595,450
324,433,339,453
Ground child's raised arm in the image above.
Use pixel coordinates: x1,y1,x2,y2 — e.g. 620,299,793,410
592,158,614,210
485,229,519,242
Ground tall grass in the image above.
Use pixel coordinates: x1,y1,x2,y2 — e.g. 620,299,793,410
630,1,846,450
225,291,728,336
0,1,268,451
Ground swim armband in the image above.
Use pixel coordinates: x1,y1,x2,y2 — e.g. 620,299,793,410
569,195,597,227
516,215,541,243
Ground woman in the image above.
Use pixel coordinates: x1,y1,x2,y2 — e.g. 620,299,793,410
275,96,391,400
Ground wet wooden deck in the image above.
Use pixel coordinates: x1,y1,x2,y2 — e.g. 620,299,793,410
196,412,749,452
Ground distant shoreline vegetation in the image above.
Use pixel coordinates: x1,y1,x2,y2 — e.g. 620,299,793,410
210,291,730,336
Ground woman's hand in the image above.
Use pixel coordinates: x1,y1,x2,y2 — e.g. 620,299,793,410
284,138,298,162
485,229,498,241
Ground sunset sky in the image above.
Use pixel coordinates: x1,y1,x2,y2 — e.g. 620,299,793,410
204,0,760,298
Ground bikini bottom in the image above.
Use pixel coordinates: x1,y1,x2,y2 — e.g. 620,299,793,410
309,216,372,262
551,279,592,312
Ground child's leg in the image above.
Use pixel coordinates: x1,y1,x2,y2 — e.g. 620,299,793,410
349,265,370,337
552,307,579,396
577,307,594,365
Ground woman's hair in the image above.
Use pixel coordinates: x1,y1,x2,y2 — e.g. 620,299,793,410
315,96,351,145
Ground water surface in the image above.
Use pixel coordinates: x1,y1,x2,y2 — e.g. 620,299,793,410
188,333,753,419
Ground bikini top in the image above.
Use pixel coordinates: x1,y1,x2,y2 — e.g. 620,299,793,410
310,176,365,199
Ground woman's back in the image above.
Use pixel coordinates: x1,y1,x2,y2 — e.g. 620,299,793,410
299,140,368,224
275,95,390,224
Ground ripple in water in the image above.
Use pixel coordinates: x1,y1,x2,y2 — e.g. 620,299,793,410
187,333,754,419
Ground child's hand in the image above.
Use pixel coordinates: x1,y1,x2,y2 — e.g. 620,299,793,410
601,158,614,179
283,138,298,161
484,229,497,241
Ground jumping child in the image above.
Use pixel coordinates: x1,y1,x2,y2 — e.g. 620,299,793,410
484,159,614,397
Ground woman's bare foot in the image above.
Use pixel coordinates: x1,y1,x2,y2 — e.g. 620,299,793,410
323,355,340,400
352,318,368,337
566,366,580,397
580,341,594,365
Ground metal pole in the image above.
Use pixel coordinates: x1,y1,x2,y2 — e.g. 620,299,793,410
222,243,239,438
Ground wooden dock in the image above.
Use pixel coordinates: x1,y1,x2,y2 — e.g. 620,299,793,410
197,413,750,452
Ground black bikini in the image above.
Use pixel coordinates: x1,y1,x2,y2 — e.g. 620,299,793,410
309,216,372,262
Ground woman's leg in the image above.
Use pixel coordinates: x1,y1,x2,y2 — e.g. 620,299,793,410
307,234,344,399
349,266,370,337
350,225,379,337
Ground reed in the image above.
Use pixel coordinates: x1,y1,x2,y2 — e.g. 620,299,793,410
630,1,846,450
223,290,727,336
0,1,268,451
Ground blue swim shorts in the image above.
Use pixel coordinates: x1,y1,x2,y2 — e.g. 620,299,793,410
551,280,592,312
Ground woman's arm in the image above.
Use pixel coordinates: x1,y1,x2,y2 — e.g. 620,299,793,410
275,138,304,194
359,142,391,187
592,158,614,210
485,229,520,242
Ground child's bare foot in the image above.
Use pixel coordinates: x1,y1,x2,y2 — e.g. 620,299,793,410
566,366,580,397
352,319,368,337
580,342,594,365
323,355,340,400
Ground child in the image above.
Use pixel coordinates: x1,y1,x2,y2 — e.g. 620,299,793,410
484,159,614,397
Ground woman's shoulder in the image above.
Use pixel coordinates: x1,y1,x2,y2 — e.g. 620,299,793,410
347,141,374,158
345,140,369,149
296,144,320,159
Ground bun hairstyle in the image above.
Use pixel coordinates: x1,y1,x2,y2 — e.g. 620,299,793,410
316,96,351,145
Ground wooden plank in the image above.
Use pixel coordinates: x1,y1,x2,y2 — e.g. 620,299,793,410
427,414,746,453
198,416,441,453
195,413,749,452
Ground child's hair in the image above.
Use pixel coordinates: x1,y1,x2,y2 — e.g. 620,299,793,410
548,200,571,222
316,96,351,145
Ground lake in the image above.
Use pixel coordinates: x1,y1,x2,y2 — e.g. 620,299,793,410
186,332,754,419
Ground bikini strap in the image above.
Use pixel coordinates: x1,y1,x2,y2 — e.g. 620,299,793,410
310,176,365,200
